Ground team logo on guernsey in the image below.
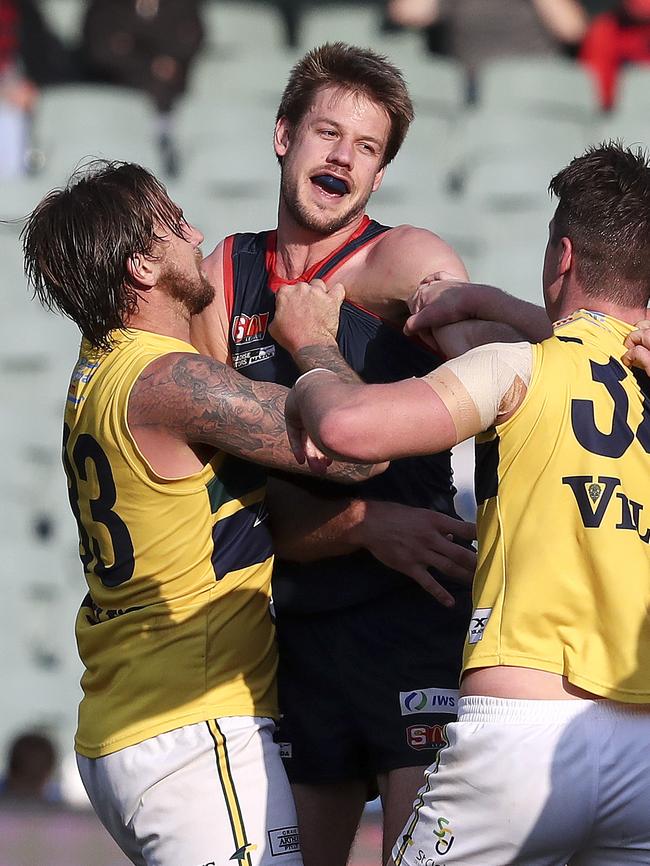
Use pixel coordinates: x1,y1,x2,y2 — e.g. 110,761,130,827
232,312,270,345
468,607,492,644
399,688,458,716
268,826,300,856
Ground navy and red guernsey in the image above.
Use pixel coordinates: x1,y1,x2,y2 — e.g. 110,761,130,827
224,216,468,614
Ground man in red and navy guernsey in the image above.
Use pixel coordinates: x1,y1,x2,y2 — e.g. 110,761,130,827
193,43,551,866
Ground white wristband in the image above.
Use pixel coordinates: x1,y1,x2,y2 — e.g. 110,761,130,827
294,368,339,387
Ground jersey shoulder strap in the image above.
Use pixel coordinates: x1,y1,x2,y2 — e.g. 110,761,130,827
313,219,390,280
223,231,270,320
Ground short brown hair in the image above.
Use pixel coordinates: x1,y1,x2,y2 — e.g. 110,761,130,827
549,142,650,307
277,42,414,167
23,160,186,350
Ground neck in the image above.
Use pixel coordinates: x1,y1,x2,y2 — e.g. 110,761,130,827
555,297,647,326
125,293,192,344
275,202,365,280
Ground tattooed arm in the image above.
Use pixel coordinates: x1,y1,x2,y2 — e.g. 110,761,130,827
292,344,362,383
128,351,383,481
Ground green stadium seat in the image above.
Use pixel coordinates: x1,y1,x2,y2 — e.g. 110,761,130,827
202,0,288,53
477,57,600,121
33,85,160,180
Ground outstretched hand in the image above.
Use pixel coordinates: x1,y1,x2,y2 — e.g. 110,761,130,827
269,278,345,354
623,319,650,373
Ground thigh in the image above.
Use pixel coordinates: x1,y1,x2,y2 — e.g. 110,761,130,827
391,714,590,866
572,711,650,866
378,766,430,866
276,612,369,784
291,780,367,866
80,718,302,866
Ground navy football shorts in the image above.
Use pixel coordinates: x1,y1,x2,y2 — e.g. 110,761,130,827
275,581,471,786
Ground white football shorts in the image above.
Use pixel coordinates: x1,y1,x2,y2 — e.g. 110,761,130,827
391,696,650,866
77,716,302,866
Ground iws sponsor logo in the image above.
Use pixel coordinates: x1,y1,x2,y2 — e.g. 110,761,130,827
232,312,270,345
406,724,447,750
468,607,492,644
399,688,458,716
233,344,276,370
268,826,300,856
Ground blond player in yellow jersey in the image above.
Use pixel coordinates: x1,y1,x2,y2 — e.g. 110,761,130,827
22,161,384,866
269,142,650,865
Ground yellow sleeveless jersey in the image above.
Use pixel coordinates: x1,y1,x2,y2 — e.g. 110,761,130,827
63,329,277,757
467,310,650,702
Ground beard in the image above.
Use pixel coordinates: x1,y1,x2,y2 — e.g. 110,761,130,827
161,259,215,315
280,166,373,236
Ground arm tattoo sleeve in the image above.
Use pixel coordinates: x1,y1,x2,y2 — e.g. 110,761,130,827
131,353,376,481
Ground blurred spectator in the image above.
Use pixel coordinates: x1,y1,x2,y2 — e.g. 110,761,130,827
0,0,76,177
580,0,650,109
80,0,205,175
0,732,58,804
386,0,590,95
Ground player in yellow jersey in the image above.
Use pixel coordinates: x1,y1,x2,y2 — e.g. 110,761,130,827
22,161,384,866
269,142,650,865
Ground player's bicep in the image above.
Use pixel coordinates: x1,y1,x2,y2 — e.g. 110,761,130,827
422,341,534,439
129,352,289,457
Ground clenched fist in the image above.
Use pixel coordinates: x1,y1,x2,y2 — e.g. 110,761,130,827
269,278,345,355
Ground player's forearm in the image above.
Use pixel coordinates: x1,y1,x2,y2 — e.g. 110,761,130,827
292,342,362,384
435,320,531,359
266,477,367,561
293,375,456,462
465,285,552,342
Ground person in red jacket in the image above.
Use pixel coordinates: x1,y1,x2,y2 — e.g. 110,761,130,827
580,0,650,109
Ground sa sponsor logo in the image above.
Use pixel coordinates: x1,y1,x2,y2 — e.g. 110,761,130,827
406,724,446,750
399,688,458,716
468,607,492,644
232,312,270,345
268,826,300,857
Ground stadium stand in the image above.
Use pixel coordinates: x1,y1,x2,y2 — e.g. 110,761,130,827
476,55,600,120
2,2,648,862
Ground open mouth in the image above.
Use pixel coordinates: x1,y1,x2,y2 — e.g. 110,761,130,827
310,173,350,197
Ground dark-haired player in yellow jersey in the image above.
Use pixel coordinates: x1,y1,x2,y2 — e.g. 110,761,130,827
22,161,383,866
271,142,650,865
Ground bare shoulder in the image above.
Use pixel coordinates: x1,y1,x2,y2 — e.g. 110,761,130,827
370,224,468,283
350,224,468,313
